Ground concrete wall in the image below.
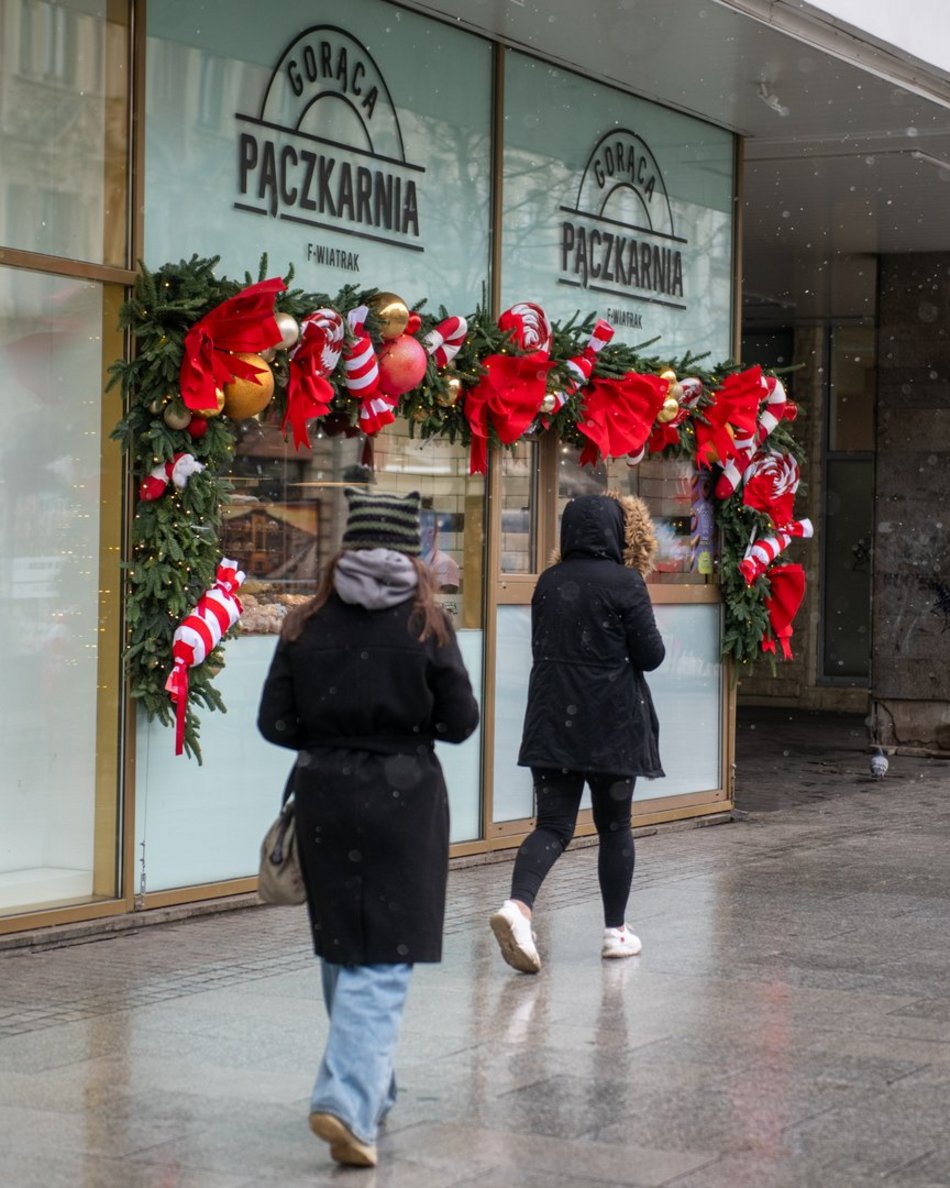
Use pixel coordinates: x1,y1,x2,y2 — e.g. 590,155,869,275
872,253,950,750
737,326,867,713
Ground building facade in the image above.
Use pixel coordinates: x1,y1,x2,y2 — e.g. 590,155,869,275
2,0,949,936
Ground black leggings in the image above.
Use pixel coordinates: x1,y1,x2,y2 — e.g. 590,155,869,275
510,768,636,928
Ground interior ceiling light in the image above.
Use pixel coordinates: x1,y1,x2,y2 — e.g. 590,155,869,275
757,80,790,117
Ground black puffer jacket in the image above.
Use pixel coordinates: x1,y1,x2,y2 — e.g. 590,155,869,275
518,494,665,778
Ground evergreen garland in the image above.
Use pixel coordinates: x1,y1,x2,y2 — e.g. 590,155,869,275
109,254,804,759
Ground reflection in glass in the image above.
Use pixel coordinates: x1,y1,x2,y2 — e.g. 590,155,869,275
136,414,487,886
0,268,117,913
500,441,537,573
556,443,712,583
0,0,129,265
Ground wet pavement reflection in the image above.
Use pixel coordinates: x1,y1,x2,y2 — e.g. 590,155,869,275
1,711,949,1186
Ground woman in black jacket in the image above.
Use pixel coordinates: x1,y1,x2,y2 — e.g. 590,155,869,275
490,492,664,973
258,488,479,1167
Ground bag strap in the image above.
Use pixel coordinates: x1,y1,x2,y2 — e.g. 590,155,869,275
281,764,296,809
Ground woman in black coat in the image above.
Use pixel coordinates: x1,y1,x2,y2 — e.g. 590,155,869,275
258,488,478,1168
490,492,664,973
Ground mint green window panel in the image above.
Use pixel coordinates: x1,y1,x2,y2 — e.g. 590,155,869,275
502,51,735,360
145,0,492,313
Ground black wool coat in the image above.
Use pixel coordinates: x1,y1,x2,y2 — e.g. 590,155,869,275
518,495,666,778
258,593,479,965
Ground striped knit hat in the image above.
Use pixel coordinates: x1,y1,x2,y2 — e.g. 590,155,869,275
342,488,421,555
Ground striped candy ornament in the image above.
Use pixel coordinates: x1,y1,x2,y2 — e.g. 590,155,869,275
498,302,552,353
713,428,759,500
164,559,245,755
424,316,468,367
297,308,345,374
545,318,614,415
359,391,399,436
738,519,813,585
343,306,380,396
757,376,788,439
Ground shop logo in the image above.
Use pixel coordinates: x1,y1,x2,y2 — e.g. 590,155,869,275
559,129,686,316
235,25,424,257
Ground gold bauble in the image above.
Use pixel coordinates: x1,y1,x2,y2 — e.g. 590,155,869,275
370,291,410,340
657,397,680,424
540,393,558,414
163,400,192,430
411,406,429,422
659,368,677,384
194,387,225,419
222,354,275,420
275,311,300,350
669,381,684,403
437,376,463,407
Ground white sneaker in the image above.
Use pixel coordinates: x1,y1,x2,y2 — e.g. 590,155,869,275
601,924,642,959
490,900,541,973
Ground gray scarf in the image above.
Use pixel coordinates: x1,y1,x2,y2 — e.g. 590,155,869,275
333,548,419,610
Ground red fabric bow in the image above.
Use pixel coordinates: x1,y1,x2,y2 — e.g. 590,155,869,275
464,352,553,475
284,333,335,449
577,373,669,467
762,563,806,660
179,278,285,412
694,366,764,468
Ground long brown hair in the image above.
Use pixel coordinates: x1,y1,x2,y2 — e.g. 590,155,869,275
281,551,451,645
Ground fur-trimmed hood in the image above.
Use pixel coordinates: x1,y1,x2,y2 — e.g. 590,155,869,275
552,492,658,575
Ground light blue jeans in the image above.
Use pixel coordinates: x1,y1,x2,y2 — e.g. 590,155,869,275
310,961,413,1146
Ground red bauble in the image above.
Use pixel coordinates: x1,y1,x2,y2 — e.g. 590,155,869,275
377,334,428,398
187,416,209,439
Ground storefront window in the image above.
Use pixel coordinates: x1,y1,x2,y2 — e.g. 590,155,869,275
501,50,735,359
0,267,122,916
556,447,713,584
0,0,129,266
145,0,492,313
500,441,538,574
135,416,486,893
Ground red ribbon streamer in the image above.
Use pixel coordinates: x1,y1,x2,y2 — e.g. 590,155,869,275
464,352,553,475
179,278,285,412
576,373,668,466
762,563,806,660
284,332,335,449
694,365,764,469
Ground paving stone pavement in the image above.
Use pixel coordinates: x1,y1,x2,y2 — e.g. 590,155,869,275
1,709,949,1187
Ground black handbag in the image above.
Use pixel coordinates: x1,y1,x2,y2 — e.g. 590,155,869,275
258,768,306,905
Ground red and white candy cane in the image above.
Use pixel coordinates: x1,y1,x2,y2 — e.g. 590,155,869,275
424,316,468,368
498,302,552,354
738,519,813,585
164,559,245,755
566,319,614,387
757,376,787,440
545,318,615,416
358,391,398,436
343,306,379,396
713,429,758,500
296,308,345,375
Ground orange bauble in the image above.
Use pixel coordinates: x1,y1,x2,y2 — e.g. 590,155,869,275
222,354,275,420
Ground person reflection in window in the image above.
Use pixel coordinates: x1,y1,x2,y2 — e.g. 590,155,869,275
420,508,460,593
